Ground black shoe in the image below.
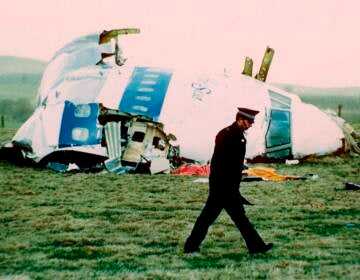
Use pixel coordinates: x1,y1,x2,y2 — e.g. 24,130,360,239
184,247,200,254
249,243,273,254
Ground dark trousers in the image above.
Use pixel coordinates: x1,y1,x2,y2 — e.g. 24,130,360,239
184,187,266,252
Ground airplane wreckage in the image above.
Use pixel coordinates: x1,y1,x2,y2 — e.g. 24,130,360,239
1,28,359,174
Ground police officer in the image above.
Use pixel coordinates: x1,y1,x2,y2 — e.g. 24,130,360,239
184,107,273,254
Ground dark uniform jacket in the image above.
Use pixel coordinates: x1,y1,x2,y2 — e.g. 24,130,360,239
209,121,247,193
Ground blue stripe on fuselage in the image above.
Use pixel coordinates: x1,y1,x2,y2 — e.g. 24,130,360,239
59,101,102,148
119,67,172,120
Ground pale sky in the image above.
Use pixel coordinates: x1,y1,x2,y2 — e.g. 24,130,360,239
1,0,359,87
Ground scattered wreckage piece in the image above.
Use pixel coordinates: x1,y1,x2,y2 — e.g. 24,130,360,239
345,182,360,191
242,166,303,181
171,164,304,181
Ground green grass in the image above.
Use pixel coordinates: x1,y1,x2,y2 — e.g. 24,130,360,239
1,128,360,279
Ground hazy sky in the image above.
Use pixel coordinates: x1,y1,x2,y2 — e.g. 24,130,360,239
1,0,359,87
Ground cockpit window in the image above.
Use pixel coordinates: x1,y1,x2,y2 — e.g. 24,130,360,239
266,110,291,147
265,91,293,158
269,90,291,109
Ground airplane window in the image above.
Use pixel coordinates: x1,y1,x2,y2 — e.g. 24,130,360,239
144,74,160,79
270,99,289,110
72,127,89,142
132,131,145,142
138,87,155,92
132,105,148,112
140,80,157,85
271,110,290,122
74,104,91,118
135,96,152,101
266,110,291,148
269,90,291,109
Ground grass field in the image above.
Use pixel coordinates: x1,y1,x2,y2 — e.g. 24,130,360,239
1,128,359,279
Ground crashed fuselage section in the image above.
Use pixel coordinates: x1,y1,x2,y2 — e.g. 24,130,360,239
10,102,179,174
2,28,355,172
3,29,180,174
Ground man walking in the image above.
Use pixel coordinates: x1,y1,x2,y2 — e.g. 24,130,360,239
184,107,273,254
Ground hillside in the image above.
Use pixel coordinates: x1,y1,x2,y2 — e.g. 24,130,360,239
276,84,360,122
275,83,360,97
0,56,47,127
0,56,46,102
0,56,47,75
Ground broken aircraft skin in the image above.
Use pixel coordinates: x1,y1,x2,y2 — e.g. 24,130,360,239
1,28,351,173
